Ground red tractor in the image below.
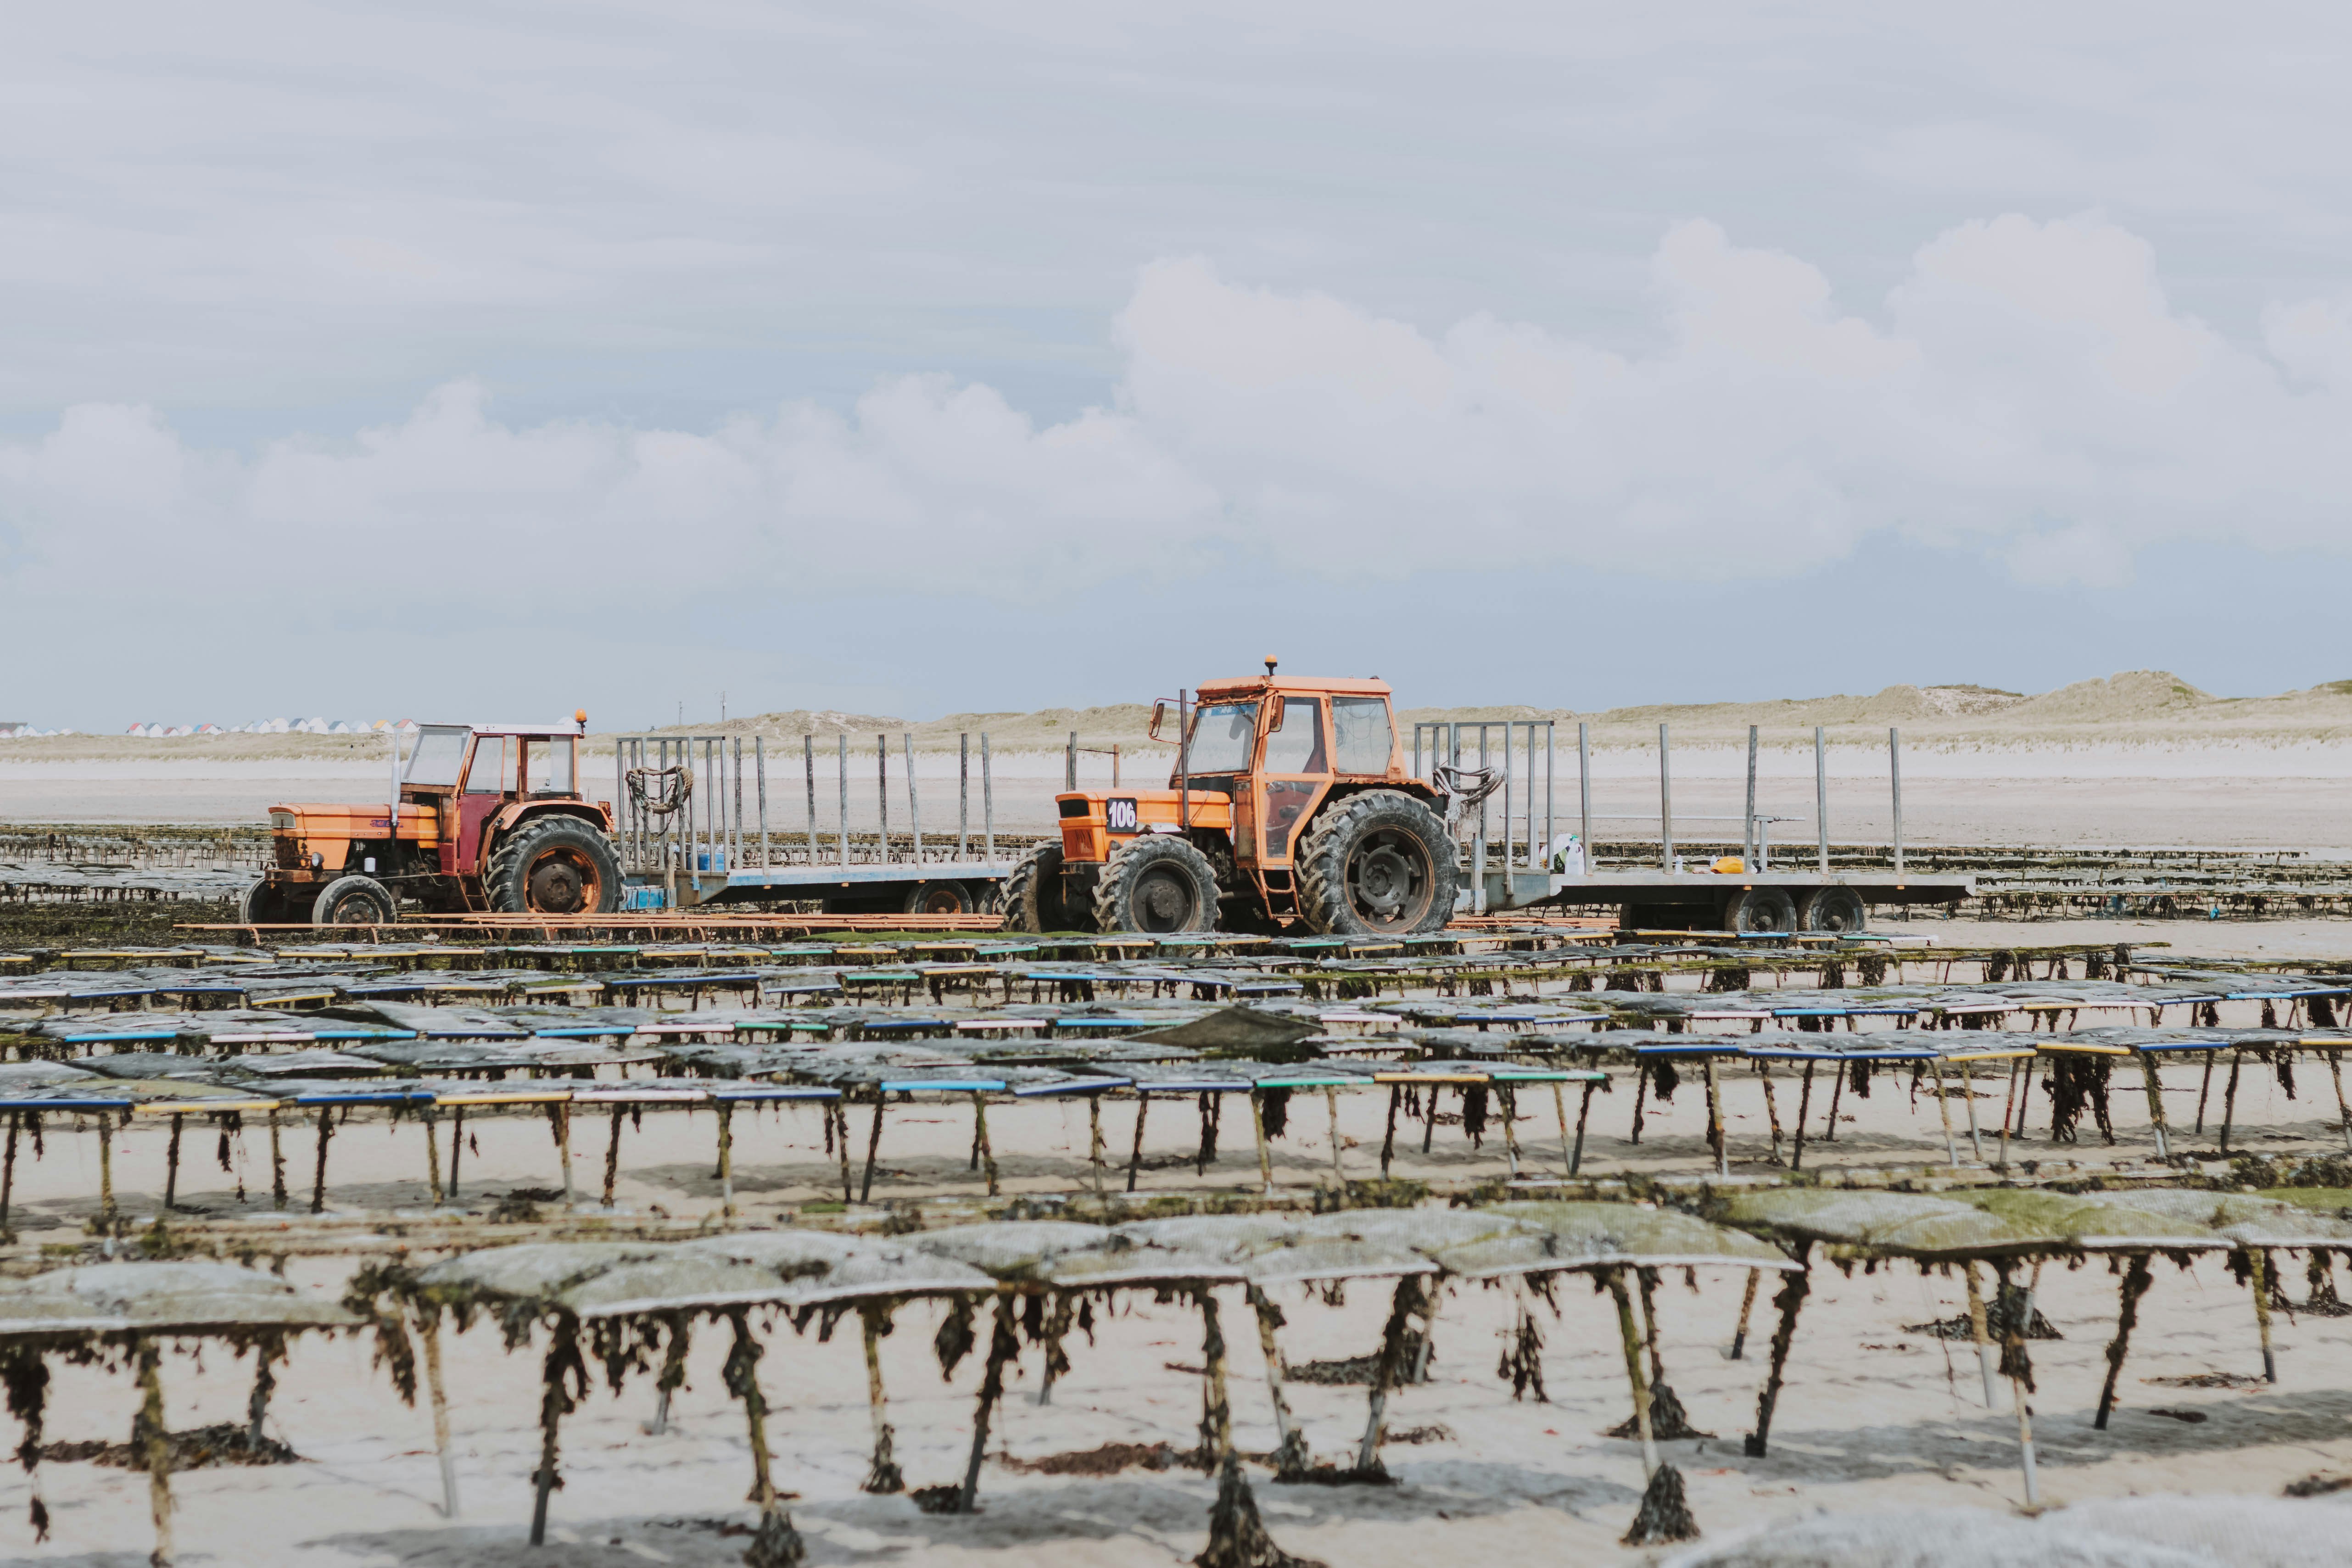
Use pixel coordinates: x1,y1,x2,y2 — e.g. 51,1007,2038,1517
1002,666,1459,935
239,717,623,925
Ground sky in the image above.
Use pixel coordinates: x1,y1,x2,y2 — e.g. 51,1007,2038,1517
7,2,2352,730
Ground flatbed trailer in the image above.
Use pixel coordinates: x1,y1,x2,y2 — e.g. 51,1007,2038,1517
612,724,1971,933
1482,867,1973,927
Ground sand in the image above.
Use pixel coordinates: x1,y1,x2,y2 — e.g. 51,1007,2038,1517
9,741,2352,855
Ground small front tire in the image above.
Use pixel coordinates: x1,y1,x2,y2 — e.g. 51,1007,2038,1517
1093,836,1220,934
313,874,397,926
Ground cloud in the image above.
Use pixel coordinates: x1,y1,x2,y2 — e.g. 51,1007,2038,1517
6,211,2352,629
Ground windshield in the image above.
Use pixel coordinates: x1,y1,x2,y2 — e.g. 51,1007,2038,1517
1330,697,1394,773
403,727,468,787
1183,702,1259,773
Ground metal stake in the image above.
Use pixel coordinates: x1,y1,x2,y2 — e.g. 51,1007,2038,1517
1814,725,1828,873
1658,723,1674,870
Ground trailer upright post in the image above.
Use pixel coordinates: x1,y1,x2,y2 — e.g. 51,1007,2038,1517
1659,723,1675,870
905,733,922,862
1814,725,1828,874
1744,725,1760,868
1579,721,1592,871
1890,727,1905,877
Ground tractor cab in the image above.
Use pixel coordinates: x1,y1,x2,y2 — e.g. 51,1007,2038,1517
1007,664,1458,937
1167,675,1413,870
246,713,622,926
405,724,589,874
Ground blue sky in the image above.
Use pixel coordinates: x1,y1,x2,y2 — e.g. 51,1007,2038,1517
6,3,2352,729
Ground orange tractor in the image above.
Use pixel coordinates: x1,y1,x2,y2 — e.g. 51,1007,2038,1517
238,717,623,925
1003,665,1460,936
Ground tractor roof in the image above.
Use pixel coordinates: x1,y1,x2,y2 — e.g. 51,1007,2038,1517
415,723,586,737
1191,675,1392,702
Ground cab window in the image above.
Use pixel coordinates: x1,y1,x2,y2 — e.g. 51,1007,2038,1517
1261,698,1326,774
1330,697,1394,774
464,736,514,795
403,726,468,787
523,739,575,796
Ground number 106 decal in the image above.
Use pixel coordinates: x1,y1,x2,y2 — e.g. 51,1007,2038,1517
1105,798,1140,832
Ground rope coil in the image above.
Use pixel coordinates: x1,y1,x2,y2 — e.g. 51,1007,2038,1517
1433,764,1501,817
625,766,694,818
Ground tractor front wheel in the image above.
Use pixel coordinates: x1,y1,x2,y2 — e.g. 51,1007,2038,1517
1295,791,1458,937
1093,835,1219,934
313,874,397,926
1001,842,1088,932
486,817,622,915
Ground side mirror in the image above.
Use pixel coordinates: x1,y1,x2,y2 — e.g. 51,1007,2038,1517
1149,700,1168,741
1265,702,1287,733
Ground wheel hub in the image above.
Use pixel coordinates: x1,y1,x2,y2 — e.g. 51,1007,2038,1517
528,853,589,913
1346,829,1428,929
1133,869,1194,932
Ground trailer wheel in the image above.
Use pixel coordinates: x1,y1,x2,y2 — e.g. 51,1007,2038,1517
486,816,622,915
1093,835,1219,934
1723,886,1796,935
1799,886,1866,933
1001,842,1087,932
1296,790,1458,937
905,880,976,916
313,874,397,926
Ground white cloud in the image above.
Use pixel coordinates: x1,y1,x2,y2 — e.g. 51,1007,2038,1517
6,211,2352,626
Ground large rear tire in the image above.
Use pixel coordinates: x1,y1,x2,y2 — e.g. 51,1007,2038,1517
1093,836,1219,934
1001,842,1086,932
313,874,397,926
1295,790,1458,937
485,816,622,915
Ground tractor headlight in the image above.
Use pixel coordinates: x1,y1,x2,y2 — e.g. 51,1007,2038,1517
270,813,296,831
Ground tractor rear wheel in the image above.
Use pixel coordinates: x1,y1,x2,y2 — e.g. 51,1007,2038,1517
1295,790,1458,937
1093,836,1219,934
1001,842,1088,932
486,817,622,915
313,874,397,926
